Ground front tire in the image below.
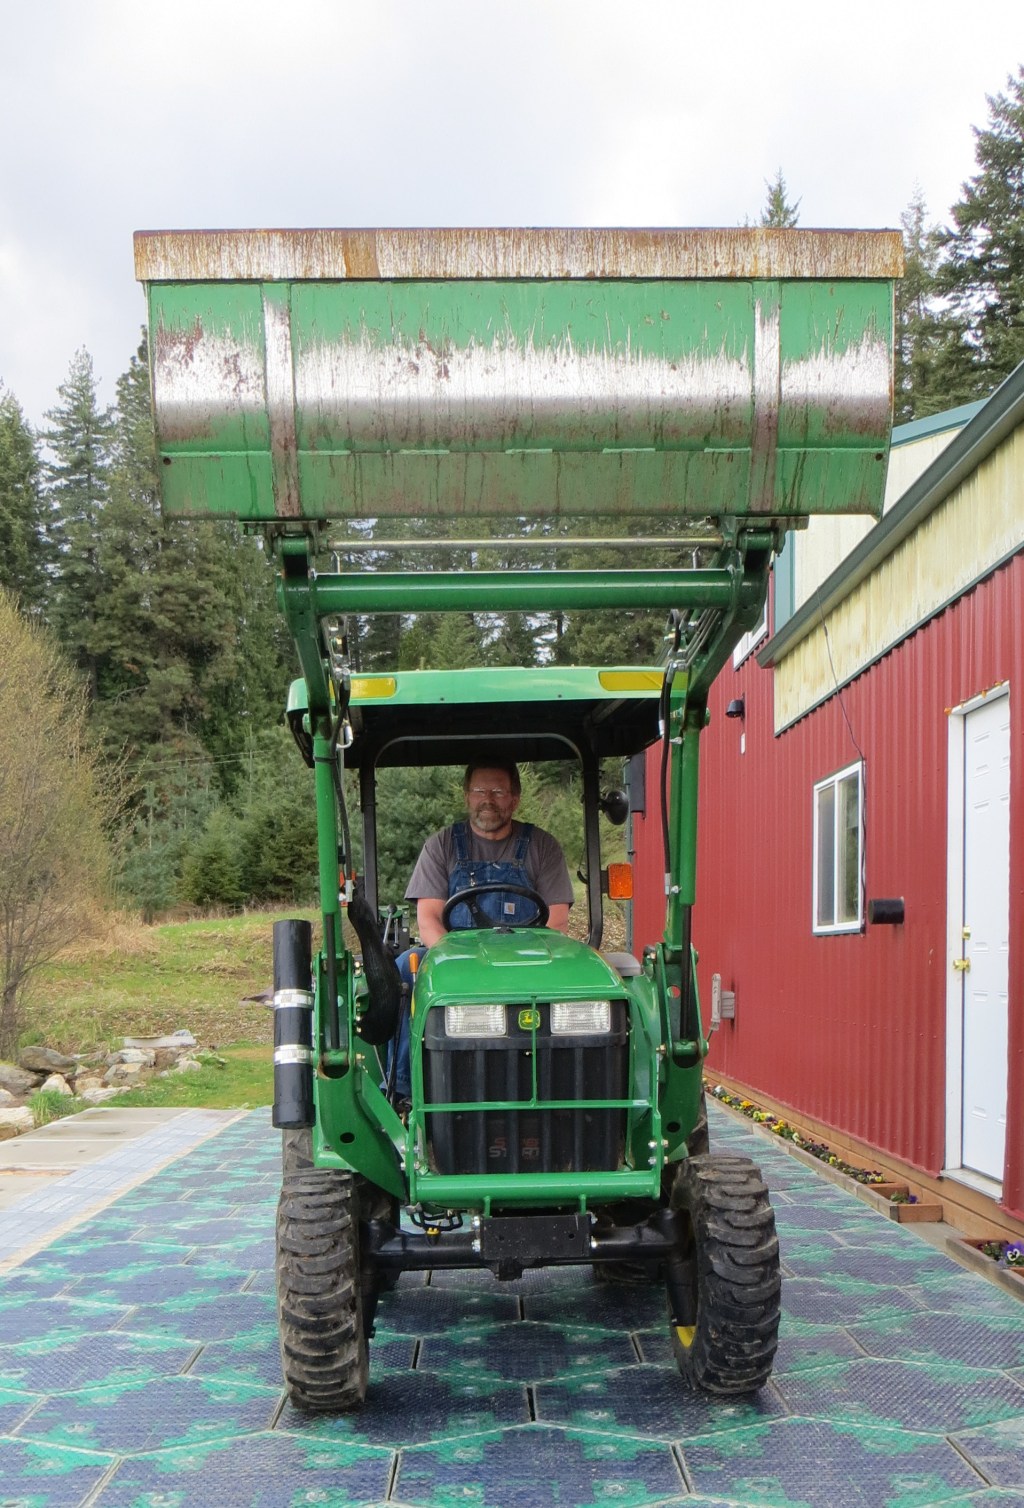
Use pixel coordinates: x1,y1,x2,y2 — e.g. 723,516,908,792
281,1127,314,1177
685,1085,710,1158
667,1153,780,1395
276,1168,368,1411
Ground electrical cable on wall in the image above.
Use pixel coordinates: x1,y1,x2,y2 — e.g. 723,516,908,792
816,587,868,916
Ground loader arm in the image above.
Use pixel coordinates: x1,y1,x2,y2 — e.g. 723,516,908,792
135,223,901,1072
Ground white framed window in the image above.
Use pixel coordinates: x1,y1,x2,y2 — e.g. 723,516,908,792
732,597,768,667
812,761,864,934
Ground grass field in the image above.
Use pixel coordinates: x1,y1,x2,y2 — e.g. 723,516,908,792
23,910,320,1110
22,895,626,1115
28,910,319,1055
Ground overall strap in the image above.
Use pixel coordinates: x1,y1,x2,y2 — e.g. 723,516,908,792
513,823,534,863
451,821,470,862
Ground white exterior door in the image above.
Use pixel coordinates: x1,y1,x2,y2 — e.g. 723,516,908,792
957,692,1011,1181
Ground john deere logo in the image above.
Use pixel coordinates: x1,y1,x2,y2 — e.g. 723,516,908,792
518,1008,540,1030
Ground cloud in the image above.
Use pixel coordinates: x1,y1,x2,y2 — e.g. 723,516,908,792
0,0,1020,424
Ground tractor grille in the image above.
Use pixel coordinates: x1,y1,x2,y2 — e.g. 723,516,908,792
422,1002,628,1176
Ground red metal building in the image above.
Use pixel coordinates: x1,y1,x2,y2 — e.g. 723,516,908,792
632,370,1024,1224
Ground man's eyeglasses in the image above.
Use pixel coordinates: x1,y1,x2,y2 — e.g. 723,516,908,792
468,787,513,799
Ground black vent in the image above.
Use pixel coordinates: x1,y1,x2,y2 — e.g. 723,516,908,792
422,1002,628,1176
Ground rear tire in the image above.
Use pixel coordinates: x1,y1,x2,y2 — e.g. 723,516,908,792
667,1152,780,1395
276,1168,368,1411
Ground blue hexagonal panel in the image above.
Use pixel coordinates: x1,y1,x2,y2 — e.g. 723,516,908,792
2,1100,1022,1508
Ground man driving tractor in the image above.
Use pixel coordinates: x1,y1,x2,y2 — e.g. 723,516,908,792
389,757,575,1101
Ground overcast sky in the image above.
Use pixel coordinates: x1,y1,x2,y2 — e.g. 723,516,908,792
1,0,1020,429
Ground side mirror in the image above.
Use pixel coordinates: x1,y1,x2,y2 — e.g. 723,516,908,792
599,788,630,826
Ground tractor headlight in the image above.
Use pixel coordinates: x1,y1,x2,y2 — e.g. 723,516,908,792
445,1003,507,1037
550,1001,612,1035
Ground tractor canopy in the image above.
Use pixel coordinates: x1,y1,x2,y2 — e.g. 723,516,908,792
286,665,666,770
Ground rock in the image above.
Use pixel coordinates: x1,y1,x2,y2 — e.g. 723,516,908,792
80,1087,124,1104
19,1045,77,1075
124,1029,196,1051
0,1088,15,1107
112,1048,156,1067
153,1048,181,1072
39,1074,73,1096
74,1076,105,1095
104,1061,145,1086
0,1062,39,1096
173,1056,203,1074
0,1107,35,1139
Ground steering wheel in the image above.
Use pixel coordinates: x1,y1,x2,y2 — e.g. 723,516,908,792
442,883,550,930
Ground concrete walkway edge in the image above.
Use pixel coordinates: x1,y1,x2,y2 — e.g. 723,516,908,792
0,1107,246,1271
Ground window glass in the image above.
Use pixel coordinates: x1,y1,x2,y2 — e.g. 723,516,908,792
816,783,835,924
838,772,861,924
813,762,863,933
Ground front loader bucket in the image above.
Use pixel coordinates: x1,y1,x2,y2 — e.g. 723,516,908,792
135,227,902,528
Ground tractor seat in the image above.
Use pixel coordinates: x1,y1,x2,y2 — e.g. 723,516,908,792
602,951,642,978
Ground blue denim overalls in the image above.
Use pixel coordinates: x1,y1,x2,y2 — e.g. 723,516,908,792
445,820,538,928
389,821,538,1098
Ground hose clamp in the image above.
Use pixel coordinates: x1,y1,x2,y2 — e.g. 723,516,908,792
273,1045,315,1066
273,989,314,1010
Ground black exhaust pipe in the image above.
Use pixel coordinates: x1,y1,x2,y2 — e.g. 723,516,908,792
272,919,315,1129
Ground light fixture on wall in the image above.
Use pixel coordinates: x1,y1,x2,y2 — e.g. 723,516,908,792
867,898,905,925
725,697,745,720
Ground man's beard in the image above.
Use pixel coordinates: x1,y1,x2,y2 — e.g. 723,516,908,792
472,805,507,833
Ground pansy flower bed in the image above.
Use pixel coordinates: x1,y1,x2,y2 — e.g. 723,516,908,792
953,1234,1024,1293
978,1239,1024,1270
710,1084,891,1187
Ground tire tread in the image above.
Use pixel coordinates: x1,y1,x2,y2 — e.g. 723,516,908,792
276,1167,368,1411
669,1151,781,1395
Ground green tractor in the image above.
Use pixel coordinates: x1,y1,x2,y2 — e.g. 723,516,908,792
135,225,901,1407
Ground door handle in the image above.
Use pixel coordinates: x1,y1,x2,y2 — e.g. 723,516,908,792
953,957,971,972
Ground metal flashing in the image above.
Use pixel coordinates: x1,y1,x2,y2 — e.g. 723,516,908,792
891,399,986,447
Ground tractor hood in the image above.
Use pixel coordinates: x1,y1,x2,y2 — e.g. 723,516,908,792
413,929,627,1009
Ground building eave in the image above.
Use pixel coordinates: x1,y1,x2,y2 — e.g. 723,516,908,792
759,361,1024,669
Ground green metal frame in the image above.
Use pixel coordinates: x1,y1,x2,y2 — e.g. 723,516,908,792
133,225,899,1213
277,518,779,1205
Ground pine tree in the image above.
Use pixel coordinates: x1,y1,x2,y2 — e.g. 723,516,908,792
93,338,165,736
43,349,114,693
894,189,950,421
0,388,48,612
936,66,1024,399
760,170,801,228
94,338,292,769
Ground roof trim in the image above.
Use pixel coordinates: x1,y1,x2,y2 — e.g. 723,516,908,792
891,399,986,447
759,360,1024,668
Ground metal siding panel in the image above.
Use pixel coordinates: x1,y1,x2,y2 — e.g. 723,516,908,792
776,426,1024,729
634,553,1024,1212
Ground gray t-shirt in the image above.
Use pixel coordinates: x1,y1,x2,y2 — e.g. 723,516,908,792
405,821,574,907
